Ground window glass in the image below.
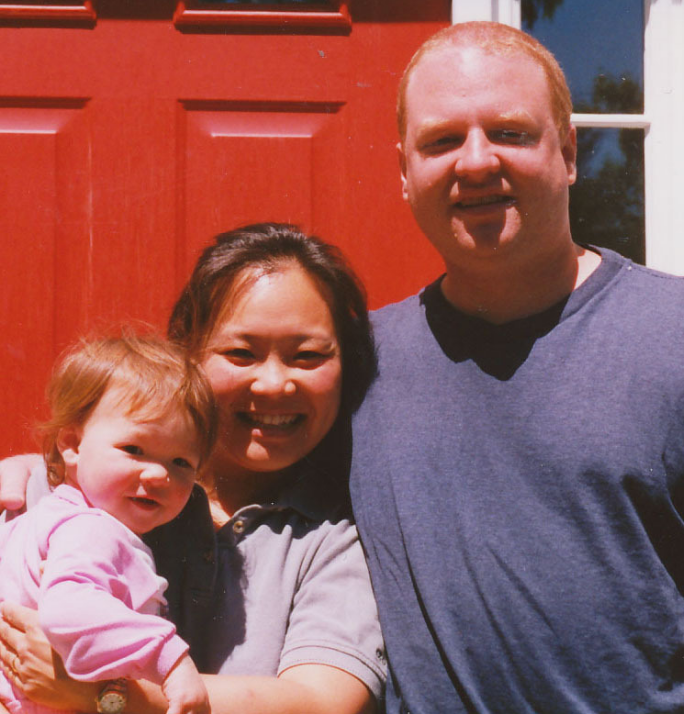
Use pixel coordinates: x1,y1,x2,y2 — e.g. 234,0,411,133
521,0,644,113
523,0,645,263
571,128,645,263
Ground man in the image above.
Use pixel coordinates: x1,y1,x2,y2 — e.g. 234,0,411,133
350,21,684,713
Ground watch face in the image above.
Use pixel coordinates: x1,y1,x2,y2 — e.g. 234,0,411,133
98,691,127,714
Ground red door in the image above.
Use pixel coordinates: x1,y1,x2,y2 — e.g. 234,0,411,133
0,0,449,452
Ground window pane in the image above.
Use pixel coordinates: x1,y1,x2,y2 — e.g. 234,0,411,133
570,127,644,263
521,0,644,113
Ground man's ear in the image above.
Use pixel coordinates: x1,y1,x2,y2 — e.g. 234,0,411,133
56,426,82,467
398,141,409,202
562,124,577,186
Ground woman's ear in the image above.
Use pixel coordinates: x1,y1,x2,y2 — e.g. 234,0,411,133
57,426,82,467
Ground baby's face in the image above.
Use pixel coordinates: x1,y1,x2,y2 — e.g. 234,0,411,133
60,387,200,534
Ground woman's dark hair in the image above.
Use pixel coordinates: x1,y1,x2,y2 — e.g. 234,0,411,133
168,223,376,416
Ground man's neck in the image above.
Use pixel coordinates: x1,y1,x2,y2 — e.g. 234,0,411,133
440,243,602,325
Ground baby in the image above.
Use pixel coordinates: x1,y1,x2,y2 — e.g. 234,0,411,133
0,334,217,714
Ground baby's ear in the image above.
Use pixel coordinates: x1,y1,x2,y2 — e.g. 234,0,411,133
56,426,82,467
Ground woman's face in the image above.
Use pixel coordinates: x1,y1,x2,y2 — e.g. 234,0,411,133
202,264,342,477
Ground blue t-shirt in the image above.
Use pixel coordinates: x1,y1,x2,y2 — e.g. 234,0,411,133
351,247,684,713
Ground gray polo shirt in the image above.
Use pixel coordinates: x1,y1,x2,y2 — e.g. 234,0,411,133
14,465,386,702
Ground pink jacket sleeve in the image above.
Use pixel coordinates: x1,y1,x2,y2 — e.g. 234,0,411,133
38,512,188,683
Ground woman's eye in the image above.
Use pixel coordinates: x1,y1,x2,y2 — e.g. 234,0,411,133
294,351,328,366
121,445,143,455
223,348,254,362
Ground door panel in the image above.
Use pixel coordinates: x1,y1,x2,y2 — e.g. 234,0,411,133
182,100,347,264
0,0,450,452
0,100,91,447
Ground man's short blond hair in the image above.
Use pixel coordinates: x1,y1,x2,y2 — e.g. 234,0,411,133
397,21,573,144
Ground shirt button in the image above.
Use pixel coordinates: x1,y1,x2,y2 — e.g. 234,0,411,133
233,519,246,534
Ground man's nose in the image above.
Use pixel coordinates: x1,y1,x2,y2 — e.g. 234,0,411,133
251,359,296,396
454,131,500,180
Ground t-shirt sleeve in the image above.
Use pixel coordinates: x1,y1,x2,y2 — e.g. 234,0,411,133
278,519,386,702
39,513,188,683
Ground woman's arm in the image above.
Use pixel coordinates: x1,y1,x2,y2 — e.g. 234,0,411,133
131,665,375,714
1,604,375,714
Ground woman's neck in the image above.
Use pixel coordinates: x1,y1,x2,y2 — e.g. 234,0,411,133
204,460,286,528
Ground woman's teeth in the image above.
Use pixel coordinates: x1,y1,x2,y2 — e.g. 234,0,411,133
241,413,301,427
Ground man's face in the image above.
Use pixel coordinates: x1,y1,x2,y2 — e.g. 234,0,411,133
399,45,577,270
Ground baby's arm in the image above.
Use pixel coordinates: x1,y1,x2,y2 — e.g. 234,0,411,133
39,512,188,685
162,653,210,714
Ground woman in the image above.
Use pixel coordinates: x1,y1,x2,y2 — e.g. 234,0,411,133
0,224,384,714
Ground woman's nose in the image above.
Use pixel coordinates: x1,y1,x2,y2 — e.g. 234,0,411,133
250,359,296,396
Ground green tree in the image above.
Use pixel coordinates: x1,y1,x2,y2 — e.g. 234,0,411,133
522,0,565,29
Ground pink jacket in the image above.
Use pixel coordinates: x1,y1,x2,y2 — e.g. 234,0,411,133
0,484,188,714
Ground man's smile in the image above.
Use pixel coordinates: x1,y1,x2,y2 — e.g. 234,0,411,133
454,194,514,210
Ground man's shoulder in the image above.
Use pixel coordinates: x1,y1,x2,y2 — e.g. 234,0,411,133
596,248,684,325
598,246,684,294
370,289,426,335
621,261,684,296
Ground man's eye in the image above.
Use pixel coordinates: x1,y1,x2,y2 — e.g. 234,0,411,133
424,136,461,153
493,129,532,145
121,445,143,455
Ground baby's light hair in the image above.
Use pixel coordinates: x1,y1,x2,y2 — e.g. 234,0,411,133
41,333,217,487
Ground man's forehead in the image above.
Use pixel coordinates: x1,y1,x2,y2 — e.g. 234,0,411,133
411,42,539,80
404,44,552,117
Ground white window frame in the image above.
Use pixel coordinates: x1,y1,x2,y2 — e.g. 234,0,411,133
451,0,684,275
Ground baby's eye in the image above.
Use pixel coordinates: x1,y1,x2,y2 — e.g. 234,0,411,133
121,445,143,455
172,457,194,470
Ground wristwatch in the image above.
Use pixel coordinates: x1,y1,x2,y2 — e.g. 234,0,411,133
96,679,128,714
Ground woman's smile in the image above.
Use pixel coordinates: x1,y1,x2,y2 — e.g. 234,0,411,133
236,412,305,429
202,263,342,477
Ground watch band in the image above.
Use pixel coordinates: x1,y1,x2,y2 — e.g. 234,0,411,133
96,678,128,714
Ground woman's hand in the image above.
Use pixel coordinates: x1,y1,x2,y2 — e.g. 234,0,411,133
0,602,97,711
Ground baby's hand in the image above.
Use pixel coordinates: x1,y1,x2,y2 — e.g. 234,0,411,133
162,654,210,714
